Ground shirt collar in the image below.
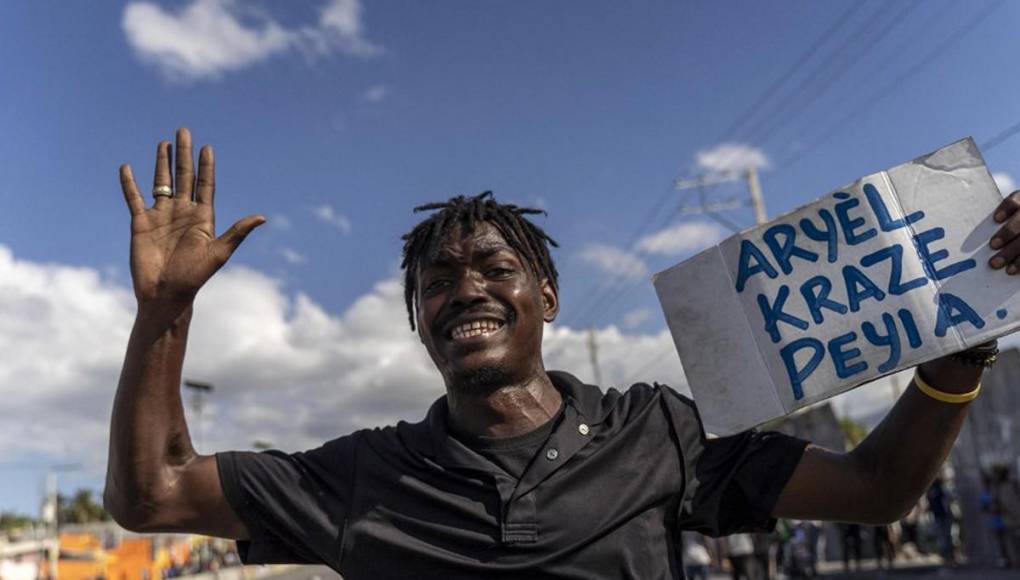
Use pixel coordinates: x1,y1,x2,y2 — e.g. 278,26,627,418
410,370,608,461
547,370,611,425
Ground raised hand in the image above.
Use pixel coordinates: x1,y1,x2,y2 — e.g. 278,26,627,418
119,128,264,306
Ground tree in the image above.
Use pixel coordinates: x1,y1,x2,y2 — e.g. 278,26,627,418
57,488,110,524
0,511,35,533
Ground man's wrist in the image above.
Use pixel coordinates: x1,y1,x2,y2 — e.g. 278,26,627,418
916,356,983,395
135,300,194,336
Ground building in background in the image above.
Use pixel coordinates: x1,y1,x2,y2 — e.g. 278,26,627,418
951,347,1020,566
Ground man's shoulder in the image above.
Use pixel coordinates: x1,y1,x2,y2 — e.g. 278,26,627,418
549,370,699,426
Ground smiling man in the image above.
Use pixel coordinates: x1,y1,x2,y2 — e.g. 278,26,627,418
107,129,1006,579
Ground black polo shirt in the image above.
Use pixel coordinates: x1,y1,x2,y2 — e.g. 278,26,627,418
216,371,807,579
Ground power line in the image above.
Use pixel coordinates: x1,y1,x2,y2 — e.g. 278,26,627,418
738,1,890,145
621,1,1008,394
624,113,1020,392
981,119,1020,152
741,1,922,150
562,183,693,328
710,2,872,175
567,4,879,330
624,344,675,386
573,2,940,331
715,1,868,145
772,0,951,162
776,0,1005,171
564,186,707,329
578,168,765,329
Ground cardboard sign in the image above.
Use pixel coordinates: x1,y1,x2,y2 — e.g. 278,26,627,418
653,138,1020,435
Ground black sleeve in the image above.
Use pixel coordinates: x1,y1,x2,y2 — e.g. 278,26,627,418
215,434,356,568
659,387,808,537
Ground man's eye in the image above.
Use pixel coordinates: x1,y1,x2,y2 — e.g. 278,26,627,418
487,267,513,277
424,279,449,293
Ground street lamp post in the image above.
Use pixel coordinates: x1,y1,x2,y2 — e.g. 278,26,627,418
184,380,214,451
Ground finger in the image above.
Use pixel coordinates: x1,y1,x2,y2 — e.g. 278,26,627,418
195,145,215,205
213,215,266,261
153,140,173,208
119,164,146,216
990,233,1020,270
174,128,195,201
1008,255,1020,276
994,190,1020,223
991,212,1020,251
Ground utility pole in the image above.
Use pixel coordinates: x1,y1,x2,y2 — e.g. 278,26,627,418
674,165,769,229
42,462,79,580
746,166,767,225
184,379,214,451
889,372,903,403
587,328,603,385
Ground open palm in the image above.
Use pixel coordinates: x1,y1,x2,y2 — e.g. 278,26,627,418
119,128,264,305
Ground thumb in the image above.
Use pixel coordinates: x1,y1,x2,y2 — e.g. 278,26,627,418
214,214,266,260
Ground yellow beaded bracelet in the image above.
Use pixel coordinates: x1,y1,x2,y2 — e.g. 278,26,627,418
913,371,981,403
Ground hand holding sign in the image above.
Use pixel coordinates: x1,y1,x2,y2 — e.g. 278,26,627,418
990,191,1020,273
654,138,1019,435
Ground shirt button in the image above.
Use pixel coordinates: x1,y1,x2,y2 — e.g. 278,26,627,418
578,423,590,435
545,448,559,461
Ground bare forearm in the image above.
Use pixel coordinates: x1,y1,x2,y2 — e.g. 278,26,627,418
850,357,980,520
105,300,197,520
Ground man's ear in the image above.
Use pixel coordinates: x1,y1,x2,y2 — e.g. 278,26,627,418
540,278,559,323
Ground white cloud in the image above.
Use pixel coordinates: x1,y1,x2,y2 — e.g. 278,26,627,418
993,172,1015,195
280,248,306,264
0,247,136,465
122,0,380,81
621,308,651,329
636,221,727,256
312,204,352,233
696,143,770,173
829,370,912,423
543,326,686,392
270,215,292,230
0,245,689,486
578,244,648,280
2,243,931,509
361,85,389,103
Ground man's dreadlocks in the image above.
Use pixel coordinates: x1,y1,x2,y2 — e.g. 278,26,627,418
400,191,559,331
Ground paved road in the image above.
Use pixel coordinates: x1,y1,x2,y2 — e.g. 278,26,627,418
255,562,1020,580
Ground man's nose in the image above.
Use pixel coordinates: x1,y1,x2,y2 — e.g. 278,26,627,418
450,272,487,305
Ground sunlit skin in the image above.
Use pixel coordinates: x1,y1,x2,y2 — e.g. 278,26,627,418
105,127,1020,542
415,223,562,438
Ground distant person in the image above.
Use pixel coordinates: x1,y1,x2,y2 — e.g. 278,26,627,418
783,521,815,578
726,533,758,580
682,533,713,580
804,521,822,576
993,466,1020,567
899,502,924,557
927,477,956,564
752,531,773,579
839,523,862,572
980,469,1009,567
106,129,1009,579
871,524,895,569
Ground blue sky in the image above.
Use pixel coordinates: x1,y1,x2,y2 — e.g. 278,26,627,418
2,0,1019,515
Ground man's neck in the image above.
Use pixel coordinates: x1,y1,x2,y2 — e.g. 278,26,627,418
446,372,563,439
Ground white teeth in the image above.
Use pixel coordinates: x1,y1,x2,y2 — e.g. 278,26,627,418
450,319,504,340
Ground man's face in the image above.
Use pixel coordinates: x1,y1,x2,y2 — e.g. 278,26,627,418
415,222,558,391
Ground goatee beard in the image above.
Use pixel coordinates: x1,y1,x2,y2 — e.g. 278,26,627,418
452,365,515,393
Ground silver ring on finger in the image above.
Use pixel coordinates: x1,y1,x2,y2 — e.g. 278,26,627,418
152,185,173,199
